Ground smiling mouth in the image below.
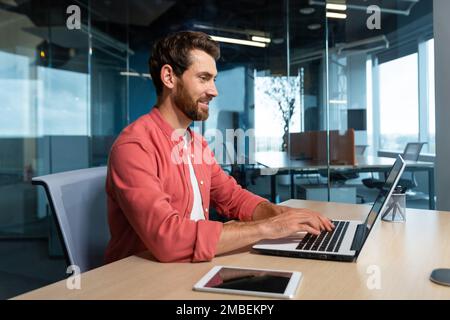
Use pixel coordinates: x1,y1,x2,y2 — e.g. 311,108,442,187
198,101,209,108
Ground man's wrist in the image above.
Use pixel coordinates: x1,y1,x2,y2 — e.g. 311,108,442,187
252,201,281,221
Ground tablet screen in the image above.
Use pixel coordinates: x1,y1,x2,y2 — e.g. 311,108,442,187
203,267,294,294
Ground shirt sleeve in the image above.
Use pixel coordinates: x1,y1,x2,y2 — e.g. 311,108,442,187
207,146,268,221
108,141,223,263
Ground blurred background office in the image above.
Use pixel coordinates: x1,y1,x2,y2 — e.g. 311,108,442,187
0,0,449,298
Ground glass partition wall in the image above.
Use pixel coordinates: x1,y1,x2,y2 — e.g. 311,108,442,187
320,0,435,208
285,0,435,208
285,0,331,204
0,0,129,236
0,0,92,242
0,0,130,297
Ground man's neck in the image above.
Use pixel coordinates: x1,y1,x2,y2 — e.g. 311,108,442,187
156,95,191,132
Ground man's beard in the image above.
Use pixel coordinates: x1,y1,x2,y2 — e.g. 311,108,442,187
174,81,209,121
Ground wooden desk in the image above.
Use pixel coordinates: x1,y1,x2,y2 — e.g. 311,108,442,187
13,200,450,300
255,152,435,209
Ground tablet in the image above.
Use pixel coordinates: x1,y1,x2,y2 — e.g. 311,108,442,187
193,266,302,299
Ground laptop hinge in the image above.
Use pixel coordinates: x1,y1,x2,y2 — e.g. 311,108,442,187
351,224,369,251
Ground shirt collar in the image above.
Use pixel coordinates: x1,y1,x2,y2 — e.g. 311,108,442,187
149,107,194,143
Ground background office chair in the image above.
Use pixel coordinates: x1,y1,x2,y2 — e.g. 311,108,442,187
32,166,110,273
397,142,427,193
362,142,426,192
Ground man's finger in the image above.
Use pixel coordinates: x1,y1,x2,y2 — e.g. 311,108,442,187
301,225,320,235
318,216,334,232
304,216,322,232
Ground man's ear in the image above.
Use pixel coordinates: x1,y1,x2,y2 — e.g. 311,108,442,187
160,64,176,90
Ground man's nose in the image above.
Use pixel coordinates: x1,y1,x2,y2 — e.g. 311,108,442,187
207,82,218,97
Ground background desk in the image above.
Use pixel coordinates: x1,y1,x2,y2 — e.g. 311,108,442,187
14,200,450,299
255,152,435,209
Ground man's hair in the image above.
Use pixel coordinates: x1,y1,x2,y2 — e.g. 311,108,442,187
149,31,220,96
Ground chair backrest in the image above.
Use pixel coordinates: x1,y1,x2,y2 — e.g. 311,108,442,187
397,142,426,189
402,142,426,161
32,166,109,273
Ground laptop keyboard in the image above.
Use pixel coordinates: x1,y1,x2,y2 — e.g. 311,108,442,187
296,220,349,253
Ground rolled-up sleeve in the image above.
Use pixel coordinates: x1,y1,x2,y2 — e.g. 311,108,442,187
209,156,268,222
108,141,223,262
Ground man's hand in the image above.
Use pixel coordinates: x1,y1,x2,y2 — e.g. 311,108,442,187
216,202,334,256
259,207,334,239
252,201,334,235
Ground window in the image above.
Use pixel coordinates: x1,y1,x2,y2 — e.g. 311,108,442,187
255,75,301,152
378,53,419,151
37,67,89,136
426,39,435,154
0,51,32,137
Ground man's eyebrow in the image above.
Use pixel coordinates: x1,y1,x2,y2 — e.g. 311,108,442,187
197,72,217,78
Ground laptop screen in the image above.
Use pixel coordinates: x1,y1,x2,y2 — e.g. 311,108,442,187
364,155,406,230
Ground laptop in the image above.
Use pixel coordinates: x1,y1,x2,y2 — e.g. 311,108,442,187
253,155,406,262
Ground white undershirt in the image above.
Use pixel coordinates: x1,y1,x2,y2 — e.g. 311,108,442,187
183,131,205,222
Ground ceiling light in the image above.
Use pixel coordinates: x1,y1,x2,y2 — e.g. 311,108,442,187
119,72,152,80
307,24,322,31
326,3,347,11
120,71,140,77
329,99,348,104
251,36,271,43
209,35,267,48
299,7,315,15
326,12,347,19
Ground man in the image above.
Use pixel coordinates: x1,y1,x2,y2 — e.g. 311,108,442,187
105,31,333,263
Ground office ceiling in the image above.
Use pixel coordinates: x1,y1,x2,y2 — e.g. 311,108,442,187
129,0,432,71
1,0,432,73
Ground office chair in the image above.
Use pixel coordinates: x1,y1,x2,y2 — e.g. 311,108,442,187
32,166,110,273
362,142,426,192
397,142,427,192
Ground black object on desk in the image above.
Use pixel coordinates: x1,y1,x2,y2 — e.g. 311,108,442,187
216,275,291,293
430,268,450,287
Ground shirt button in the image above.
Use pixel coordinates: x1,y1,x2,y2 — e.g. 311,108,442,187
200,180,204,185
205,208,209,212
191,154,194,158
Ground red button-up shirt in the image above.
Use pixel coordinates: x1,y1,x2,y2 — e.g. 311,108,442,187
104,108,267,263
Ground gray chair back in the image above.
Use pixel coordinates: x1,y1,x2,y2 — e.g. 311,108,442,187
32,166,109,273
402,142,426,161
398,142,426,190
